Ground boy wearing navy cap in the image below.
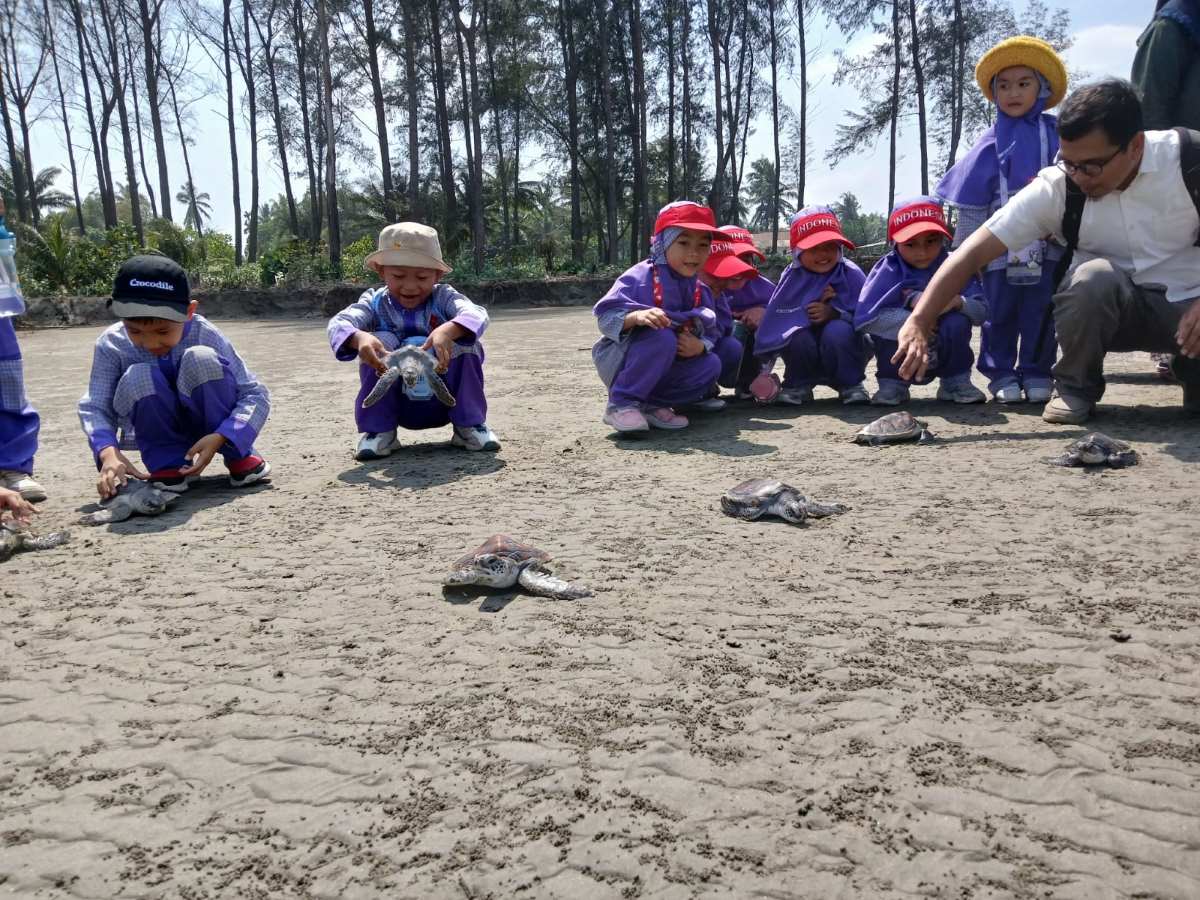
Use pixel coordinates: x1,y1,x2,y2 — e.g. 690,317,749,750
77,255,272,498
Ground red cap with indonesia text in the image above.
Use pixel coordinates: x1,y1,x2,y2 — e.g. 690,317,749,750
887,197,952,244
789,206,855,252
653,201,720,236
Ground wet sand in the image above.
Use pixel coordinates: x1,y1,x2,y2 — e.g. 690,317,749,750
3,309,1199,898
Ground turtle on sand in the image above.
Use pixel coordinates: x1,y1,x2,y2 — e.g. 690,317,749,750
363,345,456,408
1048,432,1137,468
854,411,934,446
443,534,592,599
0,522,70,563
80,480,179,525
721,479,848,525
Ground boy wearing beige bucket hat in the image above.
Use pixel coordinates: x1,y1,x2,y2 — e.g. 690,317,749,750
327,222,500,457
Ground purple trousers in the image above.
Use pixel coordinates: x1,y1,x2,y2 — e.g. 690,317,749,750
871,311,974,385
119,349,258,473
778,320,868,389
356,336,487,432
609,327,722,408
0,318,38,473
979,268,1056,391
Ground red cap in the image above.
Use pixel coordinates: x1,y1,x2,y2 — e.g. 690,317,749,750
715,225,767,261
789,208,855,252
653,201,719,236
703,243,758,279
888,197,952,243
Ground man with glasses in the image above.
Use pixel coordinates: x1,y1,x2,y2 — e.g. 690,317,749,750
891,79,1200,424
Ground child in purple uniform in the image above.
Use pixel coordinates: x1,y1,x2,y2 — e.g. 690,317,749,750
698,235,759,397
328,222,499,459
78,256,272,498
855,198,988,406
593,201,724,433
703,225,774,399
935,36,1067,404
752,207,870,405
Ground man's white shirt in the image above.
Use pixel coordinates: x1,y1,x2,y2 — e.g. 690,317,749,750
985,129,1200,302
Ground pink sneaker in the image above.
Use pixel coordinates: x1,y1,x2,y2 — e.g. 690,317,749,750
644,407,689,429
603,406,650,433
750,372,781,404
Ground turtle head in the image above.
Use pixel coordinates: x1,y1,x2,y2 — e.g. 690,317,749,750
777,495,810,525
398,354,425,391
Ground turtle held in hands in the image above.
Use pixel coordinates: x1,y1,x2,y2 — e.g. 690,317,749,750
721,479,848,525
854,411,934,446
443,534,592,600
363,345,456,408
0,522,70,563
80,480,179,525
1048,432,1138,468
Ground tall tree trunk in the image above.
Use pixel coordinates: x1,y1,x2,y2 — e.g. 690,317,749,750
137,0,171,220
317,0,340,267
796,0,806,207
0,11,42,224
556,0,582,263
481,0,509,251
596,0,618,263
403,0,421,218
252,1,300,238
428,0,459,241
363,0,396,222
222,0,243,262
98,0,144,241
292,0,320,242
631,0,650,256
451,0,486,271
768,0,780,248
0,63,28,223
70,0,114,227
682,0,692,197
706,0,724,218
947,0,966,166
43,0,85,230
164,61,202,242
888,0,900,214
666,0,676,202
121,8,158,219
242,0,260,260
906,0,929,193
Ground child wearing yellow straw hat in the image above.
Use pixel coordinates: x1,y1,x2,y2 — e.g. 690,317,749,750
935,36,1068,406
327,222,500,459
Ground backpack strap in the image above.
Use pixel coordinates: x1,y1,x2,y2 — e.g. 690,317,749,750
1175,127,1200,248
1053,177,1086,291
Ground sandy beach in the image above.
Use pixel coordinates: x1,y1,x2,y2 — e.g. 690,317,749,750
2,308,1198,898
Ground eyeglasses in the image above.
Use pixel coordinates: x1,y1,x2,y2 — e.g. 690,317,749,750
1054,146,1126,178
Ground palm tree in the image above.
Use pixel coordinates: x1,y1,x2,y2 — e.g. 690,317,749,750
0,165,71,221
175,181,212,232
743,158,795,233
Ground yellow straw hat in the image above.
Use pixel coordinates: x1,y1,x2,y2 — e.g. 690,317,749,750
975,36,1068,110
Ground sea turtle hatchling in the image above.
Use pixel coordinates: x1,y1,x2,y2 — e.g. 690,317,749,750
721,479,848,525
443,534,592,600
0,522,70,563
1048,432,1138,468
363,345,456,408
853,411,934,446
80,480,179,525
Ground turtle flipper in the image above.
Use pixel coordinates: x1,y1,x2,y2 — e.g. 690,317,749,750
22,530,71,551
80,509,115,526
427,369,457,407
517,564,592,599
363,367,402,408
804,501,849,519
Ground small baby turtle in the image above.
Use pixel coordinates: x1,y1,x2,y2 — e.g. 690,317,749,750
80,480,179,525
854,411,934,446
364,345,456,408
1048,432,1137,468
721,479,848,525
443,534,592,599
0,522,70,563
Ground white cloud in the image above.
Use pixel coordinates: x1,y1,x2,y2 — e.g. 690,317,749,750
1063,24,1142,82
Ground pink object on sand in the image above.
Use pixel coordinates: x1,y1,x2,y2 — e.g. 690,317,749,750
750,372,781,404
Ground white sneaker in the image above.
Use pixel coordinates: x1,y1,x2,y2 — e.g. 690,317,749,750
356,429,401,461
778,387,813,406
0,470,47,502
1024,385,1052,403
992,384,1024,404
937,379,987,404
451,423,501,451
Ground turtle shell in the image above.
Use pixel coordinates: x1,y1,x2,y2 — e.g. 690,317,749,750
453,534,551,570
855,411,926,444
1074,432,1132,455
726,478,792,502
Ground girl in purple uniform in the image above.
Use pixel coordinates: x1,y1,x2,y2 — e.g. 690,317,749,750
593,202,724,433
709,225,774,398
752,207,870,405
698,233,760,397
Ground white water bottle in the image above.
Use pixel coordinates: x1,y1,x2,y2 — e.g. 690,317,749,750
0,214,23,317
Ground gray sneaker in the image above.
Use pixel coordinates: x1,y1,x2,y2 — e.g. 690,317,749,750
992,383,1024,404
451,423,501,451
839,384,870,405
937,379,987,404
870,383,910,406
778,387,814,406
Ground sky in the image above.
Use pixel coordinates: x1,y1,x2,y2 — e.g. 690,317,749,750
24,1,1149,239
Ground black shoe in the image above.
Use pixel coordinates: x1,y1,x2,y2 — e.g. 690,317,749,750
1170,354,1200,413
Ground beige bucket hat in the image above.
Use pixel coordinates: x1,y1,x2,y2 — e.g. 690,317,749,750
364,222,452,274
